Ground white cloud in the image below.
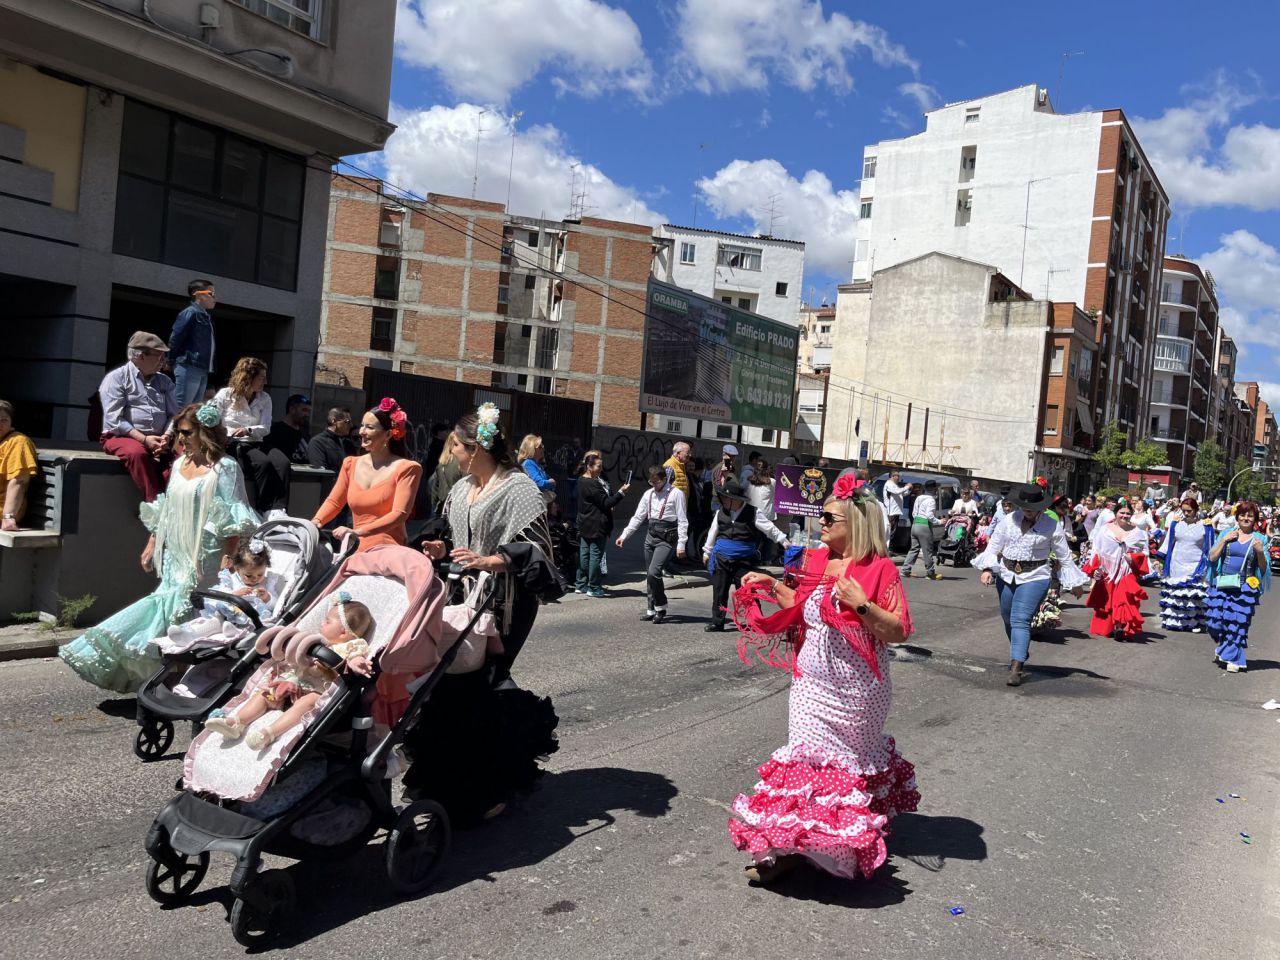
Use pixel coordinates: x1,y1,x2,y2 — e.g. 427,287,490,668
1133,73,1280,211
378,103,664,226
898,81,939,113
394,0,651,104
1199,230,1280,312
697,159,861,275
1256,380,1280,412
674,0,917,95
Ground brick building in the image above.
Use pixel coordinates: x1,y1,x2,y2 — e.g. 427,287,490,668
319,176,656,427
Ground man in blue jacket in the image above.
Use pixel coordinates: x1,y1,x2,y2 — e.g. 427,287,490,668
169,279,216,405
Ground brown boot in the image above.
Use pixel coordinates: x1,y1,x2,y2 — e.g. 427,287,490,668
744,855,802,885
1007,660,1024,687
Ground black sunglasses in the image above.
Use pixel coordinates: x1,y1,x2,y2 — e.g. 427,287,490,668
819,510,845,526
176,428,194,437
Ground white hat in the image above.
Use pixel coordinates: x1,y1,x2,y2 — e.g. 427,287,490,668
722,443,739,456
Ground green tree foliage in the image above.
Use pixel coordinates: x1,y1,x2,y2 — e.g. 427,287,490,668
1093,423,1128,475
1192,439,1226,493
1123,437,1167,472
1228,457,1273,505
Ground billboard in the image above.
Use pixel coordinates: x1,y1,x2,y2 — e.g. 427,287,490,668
640,278,798,431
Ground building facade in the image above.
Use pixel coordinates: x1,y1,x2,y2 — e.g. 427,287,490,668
1152,256,1219,483
824,252,1100,491
798,302,835,375
1215,334,1253,466
320,178,655,428
0,0,396,439
851,83,1169,445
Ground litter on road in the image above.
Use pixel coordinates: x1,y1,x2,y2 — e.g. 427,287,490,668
950,907,966,916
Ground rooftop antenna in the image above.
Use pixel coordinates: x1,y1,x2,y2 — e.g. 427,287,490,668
691,143,706,227
504,110,523,212
471,107,490,199
1057,52,1085,111
763,193,784,235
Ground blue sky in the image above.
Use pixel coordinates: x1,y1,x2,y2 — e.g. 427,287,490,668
370,1,1280,409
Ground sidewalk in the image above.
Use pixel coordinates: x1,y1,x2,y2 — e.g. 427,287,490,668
0,621,68,661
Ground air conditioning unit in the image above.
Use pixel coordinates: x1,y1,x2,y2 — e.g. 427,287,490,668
1037,88,1049,105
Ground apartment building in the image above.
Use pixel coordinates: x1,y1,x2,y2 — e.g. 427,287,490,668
651,224,806,446
0,0,396,440
1236,382,1280,477
320,177,655,428
1215,333,1253,465
851,83,1169,444
1151,257,1219,482
798,302,835,375
824,252,1100,493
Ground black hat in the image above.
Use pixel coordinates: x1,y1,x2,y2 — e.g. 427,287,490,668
999,485,1012,496
1009,483,1051,511
716,476,747,499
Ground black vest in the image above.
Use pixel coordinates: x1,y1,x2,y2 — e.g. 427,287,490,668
716,504,759,542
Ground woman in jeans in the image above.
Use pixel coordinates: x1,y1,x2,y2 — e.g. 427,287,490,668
616,466,688,623
972,483,1089,686
574,450,630,597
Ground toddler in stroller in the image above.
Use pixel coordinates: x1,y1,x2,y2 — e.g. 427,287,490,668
157,538,284,652
937,514,976,566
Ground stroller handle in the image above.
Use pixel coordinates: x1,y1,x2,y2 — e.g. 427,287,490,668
188,589,264,631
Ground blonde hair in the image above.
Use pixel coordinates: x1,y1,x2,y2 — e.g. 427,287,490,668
576,449,603,476
517,434,543,464
438,431,457,466
825,495,888,562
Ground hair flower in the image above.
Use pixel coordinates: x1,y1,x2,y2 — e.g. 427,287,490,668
378,397,398,413
333,590,352,605
195,401,222,428
832,474,862,500
247,537,268,556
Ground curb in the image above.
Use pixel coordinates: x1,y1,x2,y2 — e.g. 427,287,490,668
0,632,63,662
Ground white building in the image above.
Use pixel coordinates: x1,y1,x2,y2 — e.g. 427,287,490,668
653,224,806,446
851,83,1168,441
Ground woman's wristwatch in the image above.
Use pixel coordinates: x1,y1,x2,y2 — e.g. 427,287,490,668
855,602,870,616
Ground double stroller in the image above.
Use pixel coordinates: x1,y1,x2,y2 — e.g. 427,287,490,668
133,518,353,760
936,514,977,566
142,544,496,946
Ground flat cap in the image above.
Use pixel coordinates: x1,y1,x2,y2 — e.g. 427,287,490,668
128,331,169,352
722,443,739,456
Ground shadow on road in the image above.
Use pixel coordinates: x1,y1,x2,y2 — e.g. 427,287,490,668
889,812,988,871
762,862,912,908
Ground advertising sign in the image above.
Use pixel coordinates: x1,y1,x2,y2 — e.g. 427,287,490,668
773,464,841,518
640,279,798,431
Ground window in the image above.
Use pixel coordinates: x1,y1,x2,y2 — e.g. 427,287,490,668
1161,282,1172,303
715,425,734,440
374,255,400,300
666,420,683,434
524,274,536,289
717,243,762,271
498,286,509,305
1045,404,1059,435
775,281,788,297
1068,350,1078,379
370,307,395,352
862,157,877,179
535,328,559,370
1064,409,1073,436
859,201,873,220
721,296,733,305
232,0,324,40
528,230,539,246
959,145,977,182
679,241,696,264
114,99,304,290
1050,345,1064,375
965,107,981,124
737,297,752,311
819,324,831,333
761,429,775,443
399,361,413,373
955,188,973,227
379,214,401,247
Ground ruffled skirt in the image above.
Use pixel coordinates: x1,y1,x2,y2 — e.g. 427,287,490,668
59,588,182,694
1158,577,1207,632
1206,583,1263,667
1086,575,1147,640
728,740,920,880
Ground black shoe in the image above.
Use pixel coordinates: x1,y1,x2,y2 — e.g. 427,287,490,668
704,622,725,632
641,609,654,621
1006,660,1024,687
653,610,666,624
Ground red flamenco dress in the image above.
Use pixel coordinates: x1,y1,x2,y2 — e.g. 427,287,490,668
1081,526,1149,640
727,547,920,880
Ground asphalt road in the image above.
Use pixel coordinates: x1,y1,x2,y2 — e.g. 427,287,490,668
3,551,1279,960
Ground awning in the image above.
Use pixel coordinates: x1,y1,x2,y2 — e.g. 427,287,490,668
1076,400,1095,434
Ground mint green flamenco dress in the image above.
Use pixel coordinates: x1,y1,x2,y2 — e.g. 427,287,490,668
59,456,260,694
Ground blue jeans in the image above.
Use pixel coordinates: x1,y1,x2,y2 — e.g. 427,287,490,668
996,577,1051,663
174,365,209,407
577,536,606,592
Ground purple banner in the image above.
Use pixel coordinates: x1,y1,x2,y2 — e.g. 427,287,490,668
773,465,842,518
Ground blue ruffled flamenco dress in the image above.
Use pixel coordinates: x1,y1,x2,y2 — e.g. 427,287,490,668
59,456,260,694
1204,532,1271,670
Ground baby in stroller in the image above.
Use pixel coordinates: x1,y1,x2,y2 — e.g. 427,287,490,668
159,539,284,653
204,593,374,750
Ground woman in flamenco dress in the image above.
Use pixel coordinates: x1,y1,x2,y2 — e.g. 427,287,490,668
726,473,920,885
1082,500,1150,641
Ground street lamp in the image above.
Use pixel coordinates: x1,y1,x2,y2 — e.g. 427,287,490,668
1225,464,1280,503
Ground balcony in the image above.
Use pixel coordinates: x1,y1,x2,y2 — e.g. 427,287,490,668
1154,337,1192,374
1149,386,1188,408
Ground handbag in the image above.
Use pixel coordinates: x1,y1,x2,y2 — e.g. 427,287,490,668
441,572,500,674
1216,538,1257,591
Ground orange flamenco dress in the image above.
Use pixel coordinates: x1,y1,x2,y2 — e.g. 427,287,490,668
1082,549,1148,640
313,457,422,552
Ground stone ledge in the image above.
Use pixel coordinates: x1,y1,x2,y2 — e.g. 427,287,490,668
0,530,60,549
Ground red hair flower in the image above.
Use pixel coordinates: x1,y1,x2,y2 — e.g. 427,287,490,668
390,409,408,425
1034,475,1049,489
378,397,398,413
832,473,863,500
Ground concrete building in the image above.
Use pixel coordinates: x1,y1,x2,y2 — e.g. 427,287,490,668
823,252,1099,491
798,302,835,374
851,83,1169,443
792,373,828,458
0,0,396,440
1152,256,1219,484
320,177,655,428
652,224,805,446
1215,333,1253,466
1236,382,1280,479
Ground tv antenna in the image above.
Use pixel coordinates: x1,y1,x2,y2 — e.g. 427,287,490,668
763,193,785,236
1057,51,1085,111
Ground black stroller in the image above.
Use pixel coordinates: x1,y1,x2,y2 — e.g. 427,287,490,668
936,514,976,566
143,551,495,946
133,519,354,760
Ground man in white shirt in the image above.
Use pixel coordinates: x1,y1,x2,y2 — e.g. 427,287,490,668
616,466,688,624
1096,497,1118,530
900,479,941,579
882,470,907,535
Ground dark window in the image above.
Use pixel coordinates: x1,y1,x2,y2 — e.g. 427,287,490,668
370,307,395,351
775,282,788,296
498,286,509,305
524,274,536,289
113,98,304,290
528,230,539,246
738,297,751,310
374,255,400,300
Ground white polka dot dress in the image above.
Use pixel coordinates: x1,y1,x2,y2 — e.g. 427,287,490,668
728,582,920,879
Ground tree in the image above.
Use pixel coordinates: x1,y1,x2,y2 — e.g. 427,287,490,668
1123,437,1167,473
1094,423,1128,476
1193,439,1226,494
1227,457,1272,505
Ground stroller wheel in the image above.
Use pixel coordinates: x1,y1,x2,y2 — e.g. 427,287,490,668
134,720,175,761
145,851,209,906
230,870,295,947
386,798,452,895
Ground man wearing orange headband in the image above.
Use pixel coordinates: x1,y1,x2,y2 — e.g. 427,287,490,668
170,279,217,406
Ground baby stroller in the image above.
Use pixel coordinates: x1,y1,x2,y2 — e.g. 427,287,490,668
143,547,491,946
936,514,976,566
132,519,354,761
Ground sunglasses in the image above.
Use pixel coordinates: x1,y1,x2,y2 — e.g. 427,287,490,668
176,428,194,437
819,510,846,526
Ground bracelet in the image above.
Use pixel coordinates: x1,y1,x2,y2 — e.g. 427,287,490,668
2,513,14,520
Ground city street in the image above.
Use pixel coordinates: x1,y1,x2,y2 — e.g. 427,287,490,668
3,557,1279,960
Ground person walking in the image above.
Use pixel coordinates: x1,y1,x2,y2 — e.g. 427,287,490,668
882,469,907,539
1158,497,1215,633
702,476,788,631
900,479,941,580
1082,502,1151,641
972,483,1089,686
169,280,217,406
98,332,180,501
1206,500,1272,673
616,466,688,623
518,434,557,504
574,450,629,597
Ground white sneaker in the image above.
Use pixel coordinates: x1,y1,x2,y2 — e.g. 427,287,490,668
1226,663,1244,673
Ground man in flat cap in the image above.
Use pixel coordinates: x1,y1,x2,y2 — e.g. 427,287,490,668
99,331,180,501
